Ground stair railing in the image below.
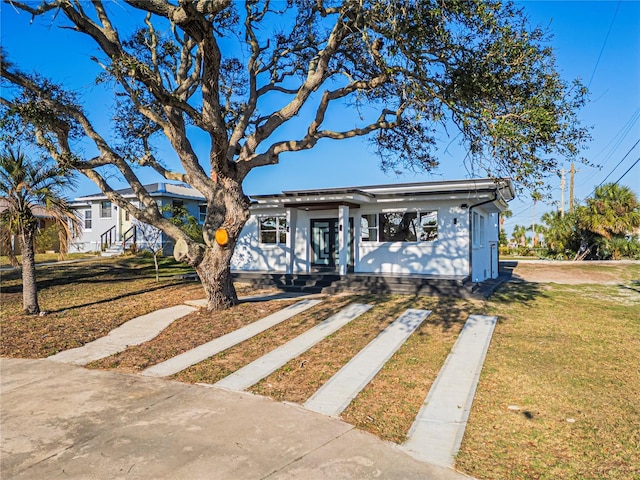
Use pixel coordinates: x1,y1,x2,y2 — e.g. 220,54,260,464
100,226,116,251
122,225,137,251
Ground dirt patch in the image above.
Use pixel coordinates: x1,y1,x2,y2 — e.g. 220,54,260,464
506,260,640,284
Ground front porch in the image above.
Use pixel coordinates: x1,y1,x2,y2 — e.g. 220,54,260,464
231,270,501,299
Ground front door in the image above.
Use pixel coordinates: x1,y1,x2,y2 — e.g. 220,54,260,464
311,218,353,270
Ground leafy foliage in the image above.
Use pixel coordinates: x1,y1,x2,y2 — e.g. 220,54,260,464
540,183,640,260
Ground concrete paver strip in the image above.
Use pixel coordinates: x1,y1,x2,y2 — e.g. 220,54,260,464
1,358,474,480
403,314,498,467
214,303,373,391
142,299,323,377
46,304,196,366
305,308,431,416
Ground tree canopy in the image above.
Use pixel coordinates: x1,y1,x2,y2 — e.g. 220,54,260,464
1,0,590,309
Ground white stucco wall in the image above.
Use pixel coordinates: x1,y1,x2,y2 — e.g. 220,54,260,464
355,201,469,277
231,209,290,271
231,200,477,278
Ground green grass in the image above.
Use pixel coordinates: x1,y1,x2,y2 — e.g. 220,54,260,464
0,252,98,267
455,281,640,479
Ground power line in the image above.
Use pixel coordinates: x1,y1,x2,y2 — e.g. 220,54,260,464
612,157,640,186
580,139,640,201
597,138,640,187
587,0,621,89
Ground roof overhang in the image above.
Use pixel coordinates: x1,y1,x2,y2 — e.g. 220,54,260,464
250,178,514,211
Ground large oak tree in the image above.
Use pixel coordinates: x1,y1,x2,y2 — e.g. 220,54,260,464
1,0,588,310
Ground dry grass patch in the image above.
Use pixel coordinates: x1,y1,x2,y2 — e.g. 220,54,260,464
455,282,640,480
0,256,204,358
174,295,357,384
250,295,481,443
88,299,297,372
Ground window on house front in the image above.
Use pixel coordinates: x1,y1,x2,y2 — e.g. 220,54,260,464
361,214,378,242
472,212,485,247
376,211,438,242
84,209,92,230
100,201,112,218
172,200,184,216
199,204,207,223
259,216,287,244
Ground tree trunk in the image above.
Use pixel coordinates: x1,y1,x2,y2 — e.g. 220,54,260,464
196,245,238,311
20,227,40,315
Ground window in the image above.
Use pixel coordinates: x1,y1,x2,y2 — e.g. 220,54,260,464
171,200,184,216
418,211,438,241
259,216,287,244
361,214,378,242
100,201,112,218
472,212,485,246
199,204,207,223
84,209,92,230
377,211,438,242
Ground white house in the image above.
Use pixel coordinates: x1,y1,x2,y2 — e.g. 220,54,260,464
232,178,514,283
71,178,513,283
70,183,206,254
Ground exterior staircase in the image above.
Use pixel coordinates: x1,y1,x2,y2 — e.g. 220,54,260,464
101,244,125,257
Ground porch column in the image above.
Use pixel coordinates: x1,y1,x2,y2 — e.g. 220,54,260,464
286,208,297,274
338,205,349,276
114,204,120,241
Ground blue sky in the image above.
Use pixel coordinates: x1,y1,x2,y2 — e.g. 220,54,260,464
1,1,639,236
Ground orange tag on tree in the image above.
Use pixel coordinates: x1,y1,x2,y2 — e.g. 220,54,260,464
215,228,229,246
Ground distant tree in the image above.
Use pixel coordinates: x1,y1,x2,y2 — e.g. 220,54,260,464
499,208,512,237
542,183,640,260
512,224,528,247
541,210,580,258
1,0,589,310
579,184,640,240
0,148,80,314
133,219,164,282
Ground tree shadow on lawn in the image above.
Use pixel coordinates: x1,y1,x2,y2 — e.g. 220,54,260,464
0,259,192,295
43,282,191,315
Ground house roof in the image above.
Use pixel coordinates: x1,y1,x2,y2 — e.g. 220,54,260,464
251,178,515,212
73,183,206,204
0,199,58,219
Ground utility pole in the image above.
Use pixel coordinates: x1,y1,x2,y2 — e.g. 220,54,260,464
560,168,566,217
569,163,576,213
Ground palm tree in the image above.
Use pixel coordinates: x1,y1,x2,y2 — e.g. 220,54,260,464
531,191,543,247
580,183,640,240
512,224,528,247
0,149,80,314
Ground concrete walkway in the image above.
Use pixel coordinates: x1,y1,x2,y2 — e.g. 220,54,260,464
1,358,476,480
47,304,197,365
214,303,372,391
403,314,498,467
305,308,431,416
142,299,322,377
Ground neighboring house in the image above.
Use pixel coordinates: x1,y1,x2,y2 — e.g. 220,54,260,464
0,201,64,255
70,178,514,283
70,183,206,254
232,178,514,282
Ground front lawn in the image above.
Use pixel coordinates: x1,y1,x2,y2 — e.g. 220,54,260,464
2,257,638,478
